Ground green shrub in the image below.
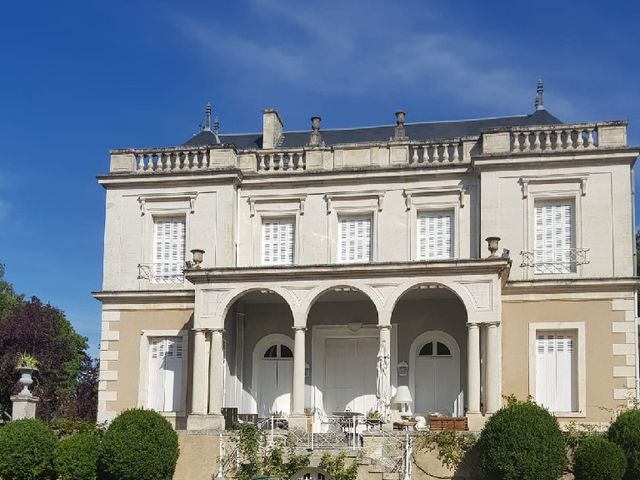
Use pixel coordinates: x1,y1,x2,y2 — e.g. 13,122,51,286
477,399,565,480
97,408,179,480
54,432,100,480
0,419,56,480
573,435,626,480
50,418,101,439
608,409,640,480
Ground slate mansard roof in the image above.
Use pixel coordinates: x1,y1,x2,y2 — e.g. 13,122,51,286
182,109,562,150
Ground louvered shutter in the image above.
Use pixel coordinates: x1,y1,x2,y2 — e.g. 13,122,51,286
418,212,452,260
339,216,372,263
154,218,185,281
534,203,573,274
262,218,295,265
535,331,576,412
149,336,184,412
149,338,166,411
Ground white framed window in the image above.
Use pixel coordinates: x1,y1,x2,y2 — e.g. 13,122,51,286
262,218,295,265
534,201,575,274
153,217,185,282
529,322,585,417
338,215,372,263
148,336,185,412
417,211,453,260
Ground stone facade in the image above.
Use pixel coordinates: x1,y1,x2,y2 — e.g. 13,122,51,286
95,102,639,436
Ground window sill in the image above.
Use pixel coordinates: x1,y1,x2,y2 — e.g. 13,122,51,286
552,411,586,418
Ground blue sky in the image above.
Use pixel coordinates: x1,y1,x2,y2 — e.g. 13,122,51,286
1,0,639,354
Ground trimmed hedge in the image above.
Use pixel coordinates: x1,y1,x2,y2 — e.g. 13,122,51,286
0,419,56,480
608,409,640,480
573,435,626,480
54,432,100,480
97,408,179,480
477,399,565,480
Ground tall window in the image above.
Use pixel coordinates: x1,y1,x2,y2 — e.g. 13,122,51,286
262,218,295,265
149,336,184,412
417,211,453,260
535,331,577,412
153,217,185,282
339,215,372,263
534,201,574,274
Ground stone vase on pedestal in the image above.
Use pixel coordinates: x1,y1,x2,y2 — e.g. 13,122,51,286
11,367,40,420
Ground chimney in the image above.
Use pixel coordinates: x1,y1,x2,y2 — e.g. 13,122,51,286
262,109,284,149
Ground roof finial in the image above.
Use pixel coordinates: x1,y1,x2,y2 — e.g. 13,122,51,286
202,102,212,131
535,79,544,111
213,116,219,135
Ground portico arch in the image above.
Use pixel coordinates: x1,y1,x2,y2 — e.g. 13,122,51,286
298,283,383,325
214,286,299,328
382,280,476,324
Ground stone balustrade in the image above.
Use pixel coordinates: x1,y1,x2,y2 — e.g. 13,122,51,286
107,121,627,175
133,147,212,172
481,121,627,156
257,150,306,172
511,125,598,153
408,139,471,166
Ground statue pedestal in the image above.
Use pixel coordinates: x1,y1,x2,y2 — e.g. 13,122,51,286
10,394,39,420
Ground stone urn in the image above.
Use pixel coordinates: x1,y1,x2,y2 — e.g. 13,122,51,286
17,367,35,395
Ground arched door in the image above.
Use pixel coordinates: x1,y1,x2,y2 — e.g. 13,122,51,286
412,332,461,416
254,339,293,417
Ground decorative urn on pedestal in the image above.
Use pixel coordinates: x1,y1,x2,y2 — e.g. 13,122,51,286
15,353,38,395
11,353,40,419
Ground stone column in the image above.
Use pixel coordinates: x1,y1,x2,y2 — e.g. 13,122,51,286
467,323,481,414
292,327,306,415
377,325,392,419
208,328,225,415
190,328,207,415
485,322,501,414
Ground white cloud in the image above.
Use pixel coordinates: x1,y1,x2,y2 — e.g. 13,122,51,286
170,1,558,112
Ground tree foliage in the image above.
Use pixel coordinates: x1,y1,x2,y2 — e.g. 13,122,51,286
0,262,96,421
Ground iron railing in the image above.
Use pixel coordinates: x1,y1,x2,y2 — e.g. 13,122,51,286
137,262,185,283
520,248,589,274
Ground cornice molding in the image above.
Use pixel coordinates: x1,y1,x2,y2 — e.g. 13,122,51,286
503,277,640,294
185,259,511,284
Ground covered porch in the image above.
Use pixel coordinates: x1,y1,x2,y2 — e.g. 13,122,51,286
185,260,507,431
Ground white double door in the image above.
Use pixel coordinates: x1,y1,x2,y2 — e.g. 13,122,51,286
149,336,184,412
323,336,378,415
257,357,293,417
414,355,460,416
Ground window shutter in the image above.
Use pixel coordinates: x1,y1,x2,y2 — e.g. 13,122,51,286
262,218,295,265
535,331,576,412
149,336,184,412
153,218,185,281
418,212,452,260
534,203,574,274
149,338,166,411
339,216,372,263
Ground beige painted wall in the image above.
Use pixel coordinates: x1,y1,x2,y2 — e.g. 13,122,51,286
102,309,194,418
502,298,630,423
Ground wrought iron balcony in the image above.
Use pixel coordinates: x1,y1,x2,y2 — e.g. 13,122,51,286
137,262,186,283
520,248,590,275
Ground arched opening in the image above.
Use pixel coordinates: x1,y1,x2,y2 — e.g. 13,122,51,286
391,283,468,417
222,289,295,417
306,285,381,417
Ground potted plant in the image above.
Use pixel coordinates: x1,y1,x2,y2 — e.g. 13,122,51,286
366,409,382,427
15,353,38,395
